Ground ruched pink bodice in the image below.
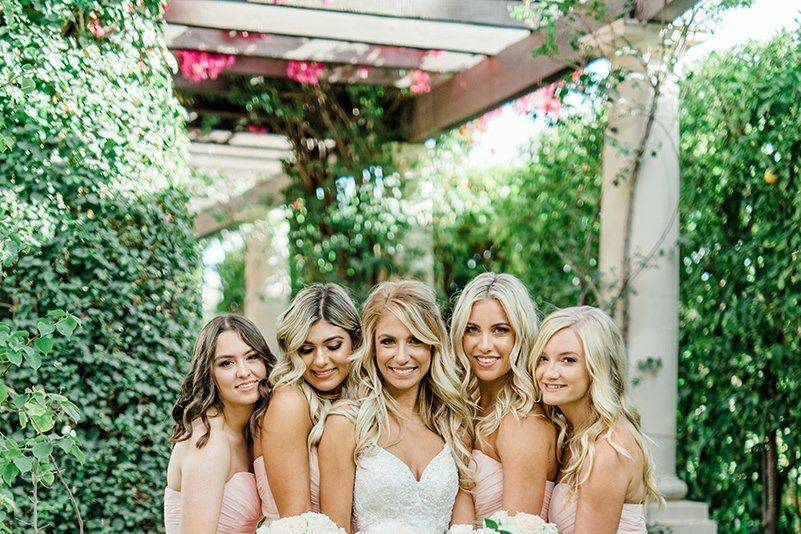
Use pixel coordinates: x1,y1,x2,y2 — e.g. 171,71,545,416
163,472,261,534
253,447,320,521
472,449,554,521
548,482,646,533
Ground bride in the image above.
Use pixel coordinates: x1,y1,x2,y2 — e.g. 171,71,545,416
318,280,474,533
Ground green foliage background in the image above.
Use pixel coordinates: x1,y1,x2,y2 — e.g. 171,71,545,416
677,31,801,532
0,1,201,531
426,113,602,315
215,242,246,315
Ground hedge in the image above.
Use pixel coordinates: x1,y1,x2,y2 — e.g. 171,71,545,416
0,1,201,531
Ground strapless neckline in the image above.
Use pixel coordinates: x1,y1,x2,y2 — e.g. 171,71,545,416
353,442,458,532
165,470,254,494
164,471,261,534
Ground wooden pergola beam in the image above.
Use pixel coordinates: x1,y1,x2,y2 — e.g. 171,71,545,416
167,26,484,74
195,174,289,237
173,56,451,90
247,0,534,29
403,0,693,141
164,0,531,55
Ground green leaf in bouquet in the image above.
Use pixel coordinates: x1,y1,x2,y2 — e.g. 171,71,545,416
484,519,499,529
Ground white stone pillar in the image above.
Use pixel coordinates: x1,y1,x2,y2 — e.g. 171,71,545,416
594,20,717,533
245,208,290,356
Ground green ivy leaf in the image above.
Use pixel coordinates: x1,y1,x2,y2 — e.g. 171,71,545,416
55,316,78,337
24,346,42,370
34,335,53,356
12,456,32,475
32,442,53,460
1,463,19,486
36,320,55,337
41,472,55,487
6,349,22,367
0,382,7,404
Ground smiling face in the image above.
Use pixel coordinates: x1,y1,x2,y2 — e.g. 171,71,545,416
535,327,591,411
374,311,432,397
298,319,353,392
212,329,267,408
462,298,516,384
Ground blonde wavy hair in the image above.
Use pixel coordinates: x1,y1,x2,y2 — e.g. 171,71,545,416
530,306,663,505
268,283,362,449
450,272,540,451
340,280,474,489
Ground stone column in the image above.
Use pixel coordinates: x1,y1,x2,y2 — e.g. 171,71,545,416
245,208,290,356
592,20,716,533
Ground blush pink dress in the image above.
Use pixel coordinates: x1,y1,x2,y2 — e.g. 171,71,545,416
163,472,262,534
471,449,555,521
548,482,647,533
253,448,320,522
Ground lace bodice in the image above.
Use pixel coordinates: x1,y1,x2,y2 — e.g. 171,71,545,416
353,443,458,533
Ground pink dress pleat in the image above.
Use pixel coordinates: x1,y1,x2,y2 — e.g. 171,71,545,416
471,450,554,521
548,482,647,534
163,472,262,534
253,448,321,522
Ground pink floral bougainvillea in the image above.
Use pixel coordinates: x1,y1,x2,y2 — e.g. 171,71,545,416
174,50,236,83
286,61,325,85
88,19,114,39
409,70,431,94
357,66,371,80
246,125,270,134
514,82,562,117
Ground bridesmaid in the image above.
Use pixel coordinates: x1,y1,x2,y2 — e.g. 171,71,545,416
253,283,361,521
451,272,558,521
319,280,474,533
165,314,272,534
532,306,663,534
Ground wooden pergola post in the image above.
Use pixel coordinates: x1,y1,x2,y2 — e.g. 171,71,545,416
244,210,291,355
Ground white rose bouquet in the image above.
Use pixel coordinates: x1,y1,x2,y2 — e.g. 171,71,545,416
477,510,559,534
258,512,347,534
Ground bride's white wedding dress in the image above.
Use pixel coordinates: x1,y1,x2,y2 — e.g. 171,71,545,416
353,443,459,533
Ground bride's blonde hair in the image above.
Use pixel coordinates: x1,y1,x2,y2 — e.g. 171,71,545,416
450,272,539,450
269,283,362,449
343,280,474,489
530,306,663,505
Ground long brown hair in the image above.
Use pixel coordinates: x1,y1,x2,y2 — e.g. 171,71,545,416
170,314,274,448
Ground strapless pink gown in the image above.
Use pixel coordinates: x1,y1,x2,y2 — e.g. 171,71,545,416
471,449,554,521
548,482,646,533
253,448,320,521
163,472,261,534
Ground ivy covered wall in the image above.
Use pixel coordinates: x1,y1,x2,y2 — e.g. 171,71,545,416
0,1,201,531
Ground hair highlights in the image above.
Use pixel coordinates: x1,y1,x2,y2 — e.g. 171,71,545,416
269,283,362,448
450,272,540,449
170,314,274,448
531,306,663,505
